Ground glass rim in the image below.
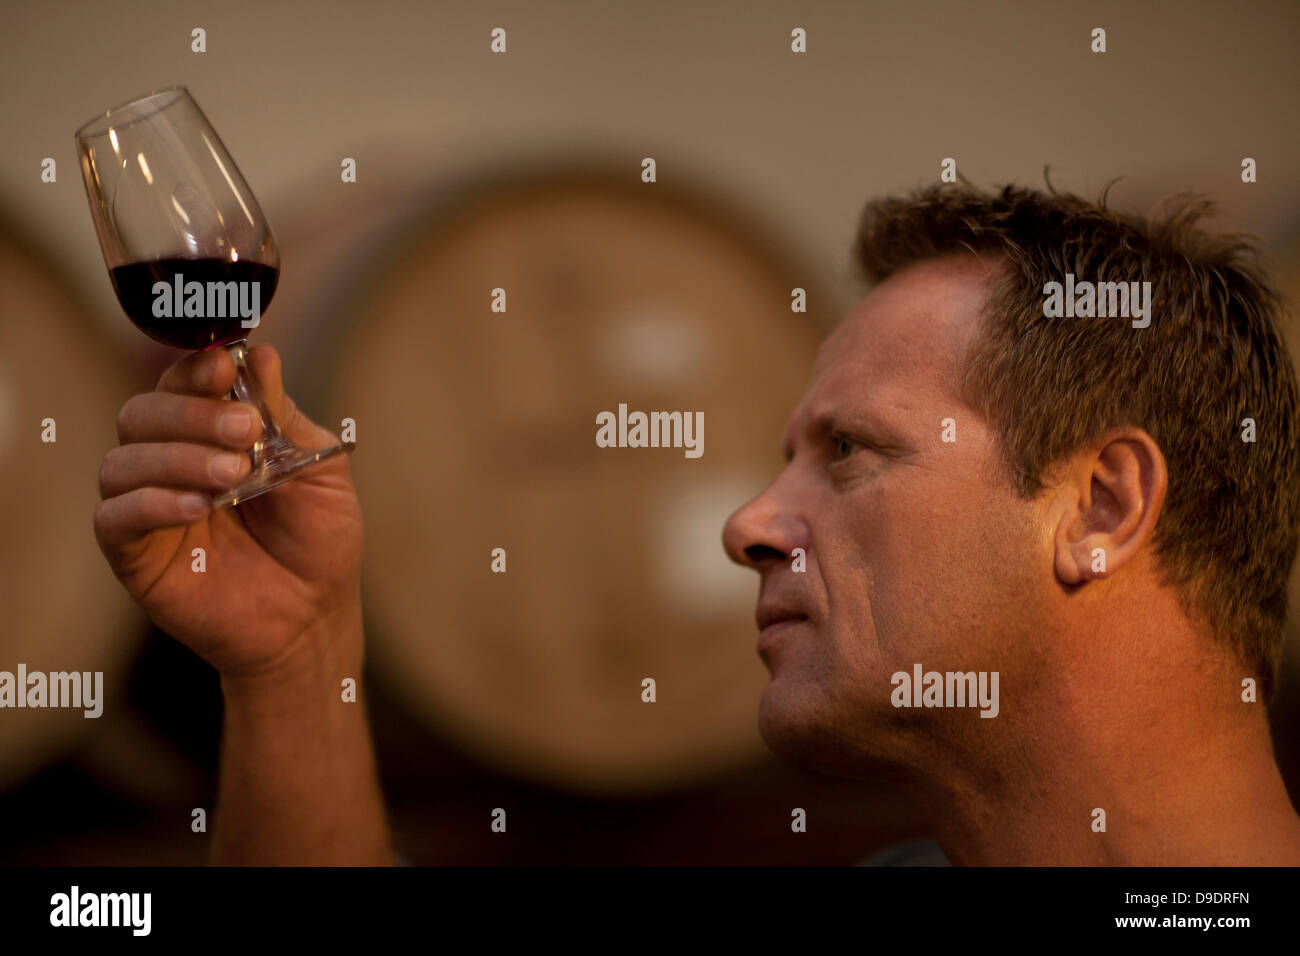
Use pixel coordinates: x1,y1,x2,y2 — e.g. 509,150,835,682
74,85,192,140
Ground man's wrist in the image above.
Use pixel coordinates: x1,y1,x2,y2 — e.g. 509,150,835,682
219,589,365,712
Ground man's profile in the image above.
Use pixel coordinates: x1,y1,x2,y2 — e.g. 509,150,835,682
94,181,1300,865
722,183,1300,864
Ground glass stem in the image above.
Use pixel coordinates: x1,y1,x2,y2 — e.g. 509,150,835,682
223,339,293,464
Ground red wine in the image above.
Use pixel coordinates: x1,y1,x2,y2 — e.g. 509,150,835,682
109,258,278,350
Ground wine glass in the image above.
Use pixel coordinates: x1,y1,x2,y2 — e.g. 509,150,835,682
75,85,348,509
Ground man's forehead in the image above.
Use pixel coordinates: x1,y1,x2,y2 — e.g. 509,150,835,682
787,256,995,443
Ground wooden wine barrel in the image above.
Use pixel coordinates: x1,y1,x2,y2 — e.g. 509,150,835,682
0,213,145,790
273,158,834,793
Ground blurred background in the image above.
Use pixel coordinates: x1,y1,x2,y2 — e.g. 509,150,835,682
1,0,1298,864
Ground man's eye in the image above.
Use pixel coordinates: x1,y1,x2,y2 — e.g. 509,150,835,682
832,435,860,460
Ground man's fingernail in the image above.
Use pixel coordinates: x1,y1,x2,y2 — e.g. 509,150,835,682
179,492,210,515
208,452,244,485
219,407,254,442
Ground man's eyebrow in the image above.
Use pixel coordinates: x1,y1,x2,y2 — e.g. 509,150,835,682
805,410,857,442
806,406,911,449
779,403,910,461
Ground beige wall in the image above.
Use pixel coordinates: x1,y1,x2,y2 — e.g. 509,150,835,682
2,0,1297,350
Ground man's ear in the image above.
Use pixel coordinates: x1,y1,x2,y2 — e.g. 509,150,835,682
1049,427,1168,585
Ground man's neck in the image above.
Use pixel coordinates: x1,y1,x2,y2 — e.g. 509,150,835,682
910,649,1300,865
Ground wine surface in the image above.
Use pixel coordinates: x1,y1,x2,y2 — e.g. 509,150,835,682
109,257,278,350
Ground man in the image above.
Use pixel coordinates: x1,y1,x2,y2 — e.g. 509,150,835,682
722,183,1300,865
94,183,1300,865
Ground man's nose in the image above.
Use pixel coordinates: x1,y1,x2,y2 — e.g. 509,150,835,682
722,488,804,570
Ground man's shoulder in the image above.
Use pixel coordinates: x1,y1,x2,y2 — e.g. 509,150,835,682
854,838,951,866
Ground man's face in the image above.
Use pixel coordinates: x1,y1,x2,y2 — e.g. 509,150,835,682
722,254,1049,779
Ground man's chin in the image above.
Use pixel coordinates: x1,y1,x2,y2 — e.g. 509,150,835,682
756,678,908,782
757,680,855,775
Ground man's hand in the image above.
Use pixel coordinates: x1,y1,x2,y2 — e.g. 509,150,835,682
94,344,391,864
93,344,363,680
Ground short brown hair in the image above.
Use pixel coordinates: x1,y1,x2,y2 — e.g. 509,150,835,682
852,182,1300,697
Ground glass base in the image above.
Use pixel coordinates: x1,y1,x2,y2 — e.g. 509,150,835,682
212,441,351,509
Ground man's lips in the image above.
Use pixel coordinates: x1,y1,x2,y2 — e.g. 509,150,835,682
755,604,810,632
756,605,809,663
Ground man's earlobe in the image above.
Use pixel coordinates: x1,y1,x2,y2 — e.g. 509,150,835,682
1051,428,1168,586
